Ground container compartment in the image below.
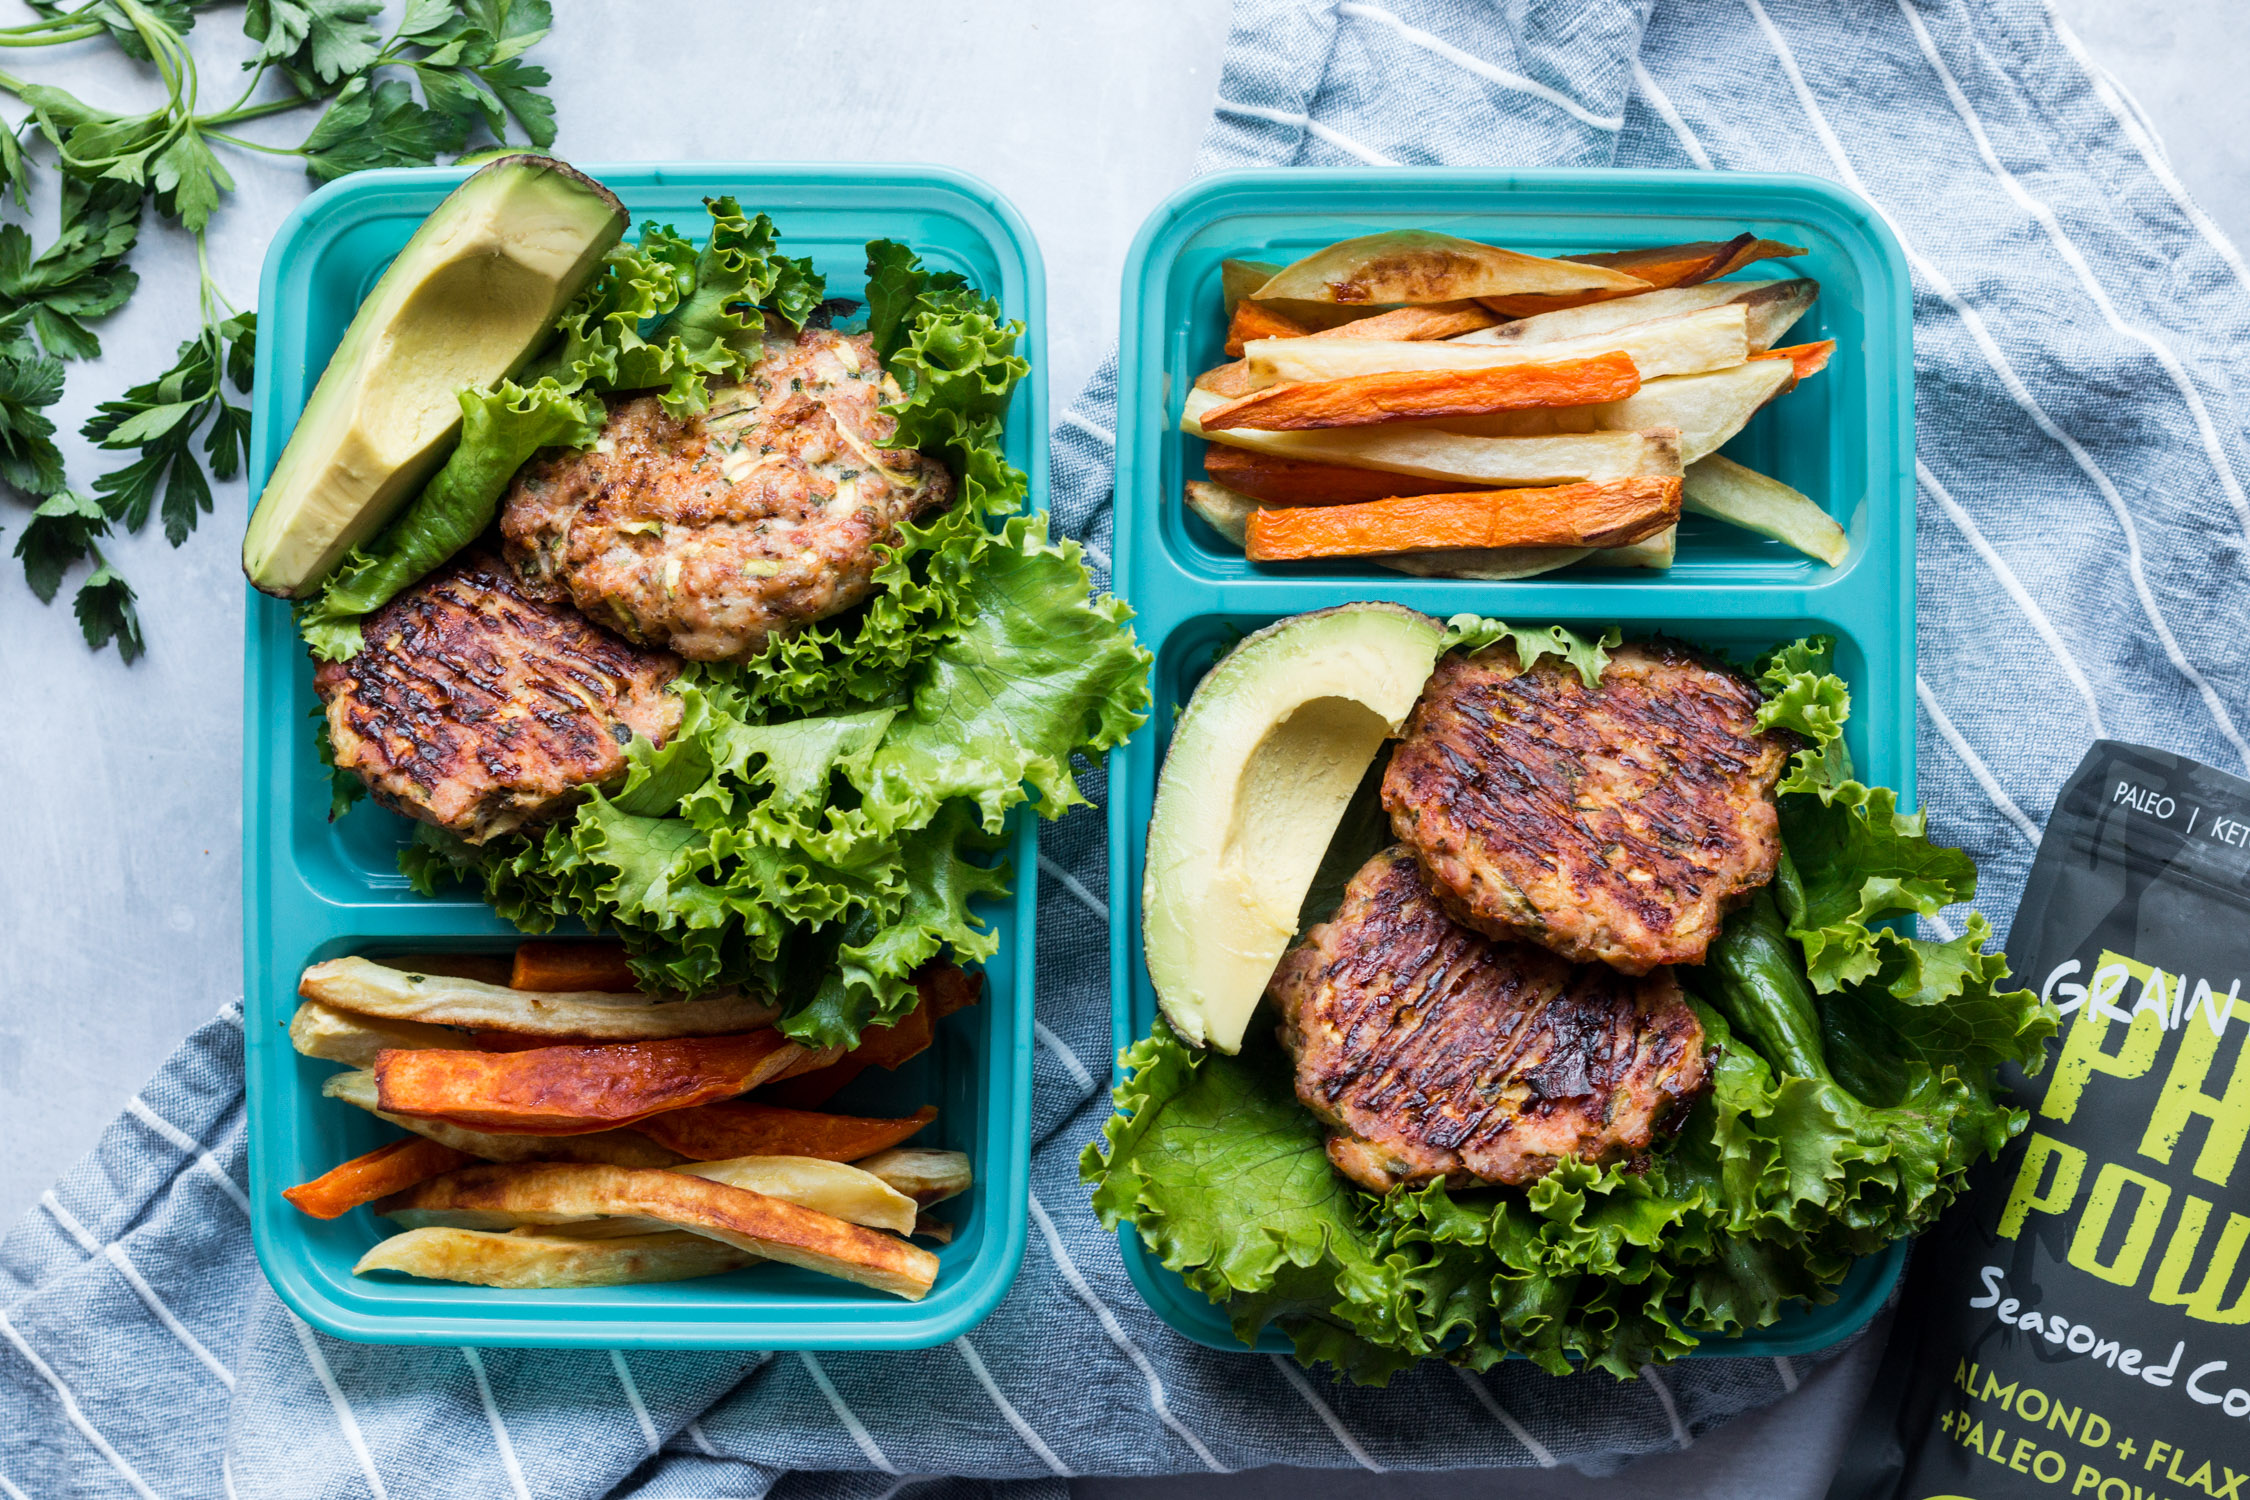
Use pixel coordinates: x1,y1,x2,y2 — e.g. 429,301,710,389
245,163,1043,1348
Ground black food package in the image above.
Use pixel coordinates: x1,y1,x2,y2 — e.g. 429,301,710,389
1836,740,2250,1500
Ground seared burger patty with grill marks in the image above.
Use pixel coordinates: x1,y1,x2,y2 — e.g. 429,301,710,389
1383,638,1789,974
1270,848,1709,1192
315,552,683,843
501,323,953,661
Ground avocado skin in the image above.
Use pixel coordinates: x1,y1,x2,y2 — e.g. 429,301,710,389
242,156,628,598
1141,602,1444,1053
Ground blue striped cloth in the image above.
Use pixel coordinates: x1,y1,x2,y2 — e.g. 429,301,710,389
10,0,2247,1493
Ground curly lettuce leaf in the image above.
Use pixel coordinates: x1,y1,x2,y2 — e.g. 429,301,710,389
297,378,602,660
1085,629,2052,1382
1439,614,1620,686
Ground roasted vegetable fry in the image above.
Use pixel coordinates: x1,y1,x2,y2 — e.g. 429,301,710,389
301,956,778,1038
375,1031,806,1134
759,962,976,1109
509,940,637,993
1223,300,1311,356
853,1147,973,1207
1200,351,1640,433
1220,257,1368,329
377,1162,940,1298
1409,361,1794,465
1754,338,1836,385
1305,301,1498,341
1189,480,1592,581
322,1068,687,1166
356,1226,755,1288
913,1216,955,1244
1183,481,1260,546
1683,454,1847,565
1201,448,1475,506
1479,233,1806,317
283,1136,476,1219
289,1000,473,1069
375,951,514,986
1252,229,1648,305
675,1156,918,1234
1185,389,1682,485
1469,277,1817,354
635,1102,938,1163
1244,478,1681,561
1246,303,1750,387
1194,360,1259,398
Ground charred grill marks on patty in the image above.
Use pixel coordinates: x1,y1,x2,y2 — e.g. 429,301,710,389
314,552,683,842
1383,639,1788,973
500,323,952,662
1270,848,1709,1192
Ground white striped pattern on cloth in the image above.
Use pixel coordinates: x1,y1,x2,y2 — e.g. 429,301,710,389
14,0,2241,1490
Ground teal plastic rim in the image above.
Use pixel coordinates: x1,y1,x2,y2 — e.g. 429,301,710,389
242,162,1043,1349
1102,168,1917,1360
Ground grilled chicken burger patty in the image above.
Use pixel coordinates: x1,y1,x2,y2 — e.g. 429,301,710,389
314,553,683,842
1383,639,1789,974
1271,848,1709,1192
501,323,953,661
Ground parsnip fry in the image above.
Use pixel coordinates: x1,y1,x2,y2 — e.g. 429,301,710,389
376,1031,805,1135
1466,277,1817,354
1683,454,1847,565
356,1227,754,1288
913,1216,955,1244
1252,230,1648,305
510,941,637,993
1185,389,1682,485
322,1068,687,1167
853,1148,974,1208
1480,234,1807,316
1376,546,1592,581
376,951,514,986
1245,478,1681,561
377,1162,940,1298
1220,257,1367,328
674,1156,918,1234
301,956,777,1039
1202,448,1471,507
283,1137,476,1220
1591,525,1677,570
1184,480,1258,546
1201,351,1639,433
1246,304,1749,388
289,1001,473,1069
635,1102,938,1163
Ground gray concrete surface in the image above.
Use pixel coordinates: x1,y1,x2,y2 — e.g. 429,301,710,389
0,1,2232,1494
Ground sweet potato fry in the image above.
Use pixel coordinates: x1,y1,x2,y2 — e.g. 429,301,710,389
376,1162,939,1298
1244,477,1681,561
1201,448,1472,506
357,1226,756,1288
1305,300,1498,342
284,1137,476,1220
636,1102,938,1162
1223,300,1310,356
853,1147,973,1208
759,962,978,1108
289,1000,474,1069
301,956,778,1039
510,940,638,993
1200,351,1639,433
322,1069,686,1165
1752,338,1835,385
375,1031,806,1135
1479,234,1807,316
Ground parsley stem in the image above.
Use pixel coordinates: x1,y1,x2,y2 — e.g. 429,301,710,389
200,128,292,157
195,96,305,131
0,24,104,46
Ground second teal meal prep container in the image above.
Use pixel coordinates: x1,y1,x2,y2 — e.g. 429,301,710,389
243,163,1044,1348
1104,168,1917,1358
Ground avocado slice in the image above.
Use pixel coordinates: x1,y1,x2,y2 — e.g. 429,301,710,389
1142,603,1446,1052
242,155,627,597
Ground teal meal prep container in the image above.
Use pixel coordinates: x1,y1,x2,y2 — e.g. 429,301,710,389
1104,168,1916,1358
243,163,1043,1348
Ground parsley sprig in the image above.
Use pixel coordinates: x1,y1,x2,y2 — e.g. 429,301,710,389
0,0,563,658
